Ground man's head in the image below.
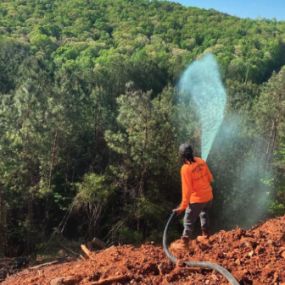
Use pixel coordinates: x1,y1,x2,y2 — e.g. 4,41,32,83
179,143,194,163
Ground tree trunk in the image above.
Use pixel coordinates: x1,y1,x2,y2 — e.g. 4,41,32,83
26,193,34,254
48,130,58,189
0,188,7,256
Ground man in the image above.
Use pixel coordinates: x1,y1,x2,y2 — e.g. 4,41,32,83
173,143,214,243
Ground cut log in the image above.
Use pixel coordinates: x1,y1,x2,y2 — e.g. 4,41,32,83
80,244,93,259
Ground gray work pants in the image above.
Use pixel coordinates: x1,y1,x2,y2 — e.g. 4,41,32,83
182,200,212,238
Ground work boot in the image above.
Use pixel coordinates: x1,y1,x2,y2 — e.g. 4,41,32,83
201,227,210,238
181,235,190,247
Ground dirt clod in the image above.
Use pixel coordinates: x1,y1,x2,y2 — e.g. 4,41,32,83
50,276,81,285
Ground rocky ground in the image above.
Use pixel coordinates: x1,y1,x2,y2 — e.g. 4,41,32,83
2,215,285,285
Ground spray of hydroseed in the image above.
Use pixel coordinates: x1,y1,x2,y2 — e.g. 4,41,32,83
177,53,271,228
178,53,226,161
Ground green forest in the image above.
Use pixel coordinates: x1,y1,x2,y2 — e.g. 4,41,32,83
0,0,284,257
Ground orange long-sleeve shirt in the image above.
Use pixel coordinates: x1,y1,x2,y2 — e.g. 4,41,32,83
178,157,213,210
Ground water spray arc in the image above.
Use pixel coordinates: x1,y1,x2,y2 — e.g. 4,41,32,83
178,53,226,160
162,54,239,284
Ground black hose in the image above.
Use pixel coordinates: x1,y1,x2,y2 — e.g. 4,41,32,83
162,212,240,285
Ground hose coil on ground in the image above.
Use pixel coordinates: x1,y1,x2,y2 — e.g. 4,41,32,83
162,212,239,285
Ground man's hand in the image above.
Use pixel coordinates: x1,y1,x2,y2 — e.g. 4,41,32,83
172,208,184,215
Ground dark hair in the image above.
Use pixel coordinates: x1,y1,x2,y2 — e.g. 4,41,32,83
179,143,195,163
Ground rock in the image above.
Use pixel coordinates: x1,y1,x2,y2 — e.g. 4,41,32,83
248,250,254,258
196,235,208,243
234,258,241,265
50,276,81,285
279,247,285,259
57,249,66,257
50,277,64,285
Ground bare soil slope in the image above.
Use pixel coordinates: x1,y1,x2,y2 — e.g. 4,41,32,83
2,215,285,285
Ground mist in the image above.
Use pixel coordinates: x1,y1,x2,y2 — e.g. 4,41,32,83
178,53,226,161
177,53,272,229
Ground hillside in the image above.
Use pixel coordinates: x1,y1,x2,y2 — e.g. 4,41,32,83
2,215,285,285
2,0,285,85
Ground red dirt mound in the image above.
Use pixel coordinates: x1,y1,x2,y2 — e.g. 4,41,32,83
2,215,285,285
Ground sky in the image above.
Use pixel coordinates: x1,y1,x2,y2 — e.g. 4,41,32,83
172,0,285,21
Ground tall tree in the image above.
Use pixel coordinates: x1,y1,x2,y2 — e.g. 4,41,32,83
254,66,285,215
105,83,179,242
